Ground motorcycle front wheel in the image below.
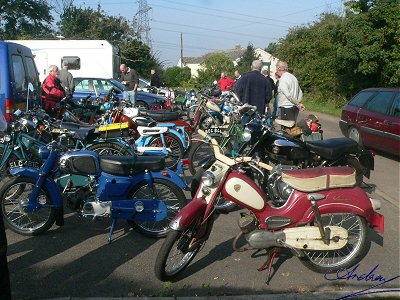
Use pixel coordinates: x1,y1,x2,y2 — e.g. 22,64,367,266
0,176,56,236
127,178,187,238
154,223,203,281
300,213,369,273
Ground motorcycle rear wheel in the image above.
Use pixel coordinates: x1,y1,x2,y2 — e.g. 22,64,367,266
154,224,203,281
0,176,56,236
148,133,184,170
300,213,369,273
187,141,214,176
127,178,187,238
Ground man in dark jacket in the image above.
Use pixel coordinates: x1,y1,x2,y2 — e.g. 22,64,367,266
120,64,139,106
150,69,162,88
59,60,75,98
235,60,272,114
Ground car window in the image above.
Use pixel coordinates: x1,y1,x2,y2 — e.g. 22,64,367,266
139,79,148,88
365,91,395,115
349,91,375,107
11,55,27,92
390,93,400,118
74,79,91,91
25,56,40,92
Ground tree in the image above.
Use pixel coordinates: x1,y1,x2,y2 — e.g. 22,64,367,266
235,43,260,74
164,66,191,87
0,0,53,39
196,53,234,85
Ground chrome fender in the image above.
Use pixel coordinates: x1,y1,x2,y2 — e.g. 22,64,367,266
9,167,63,208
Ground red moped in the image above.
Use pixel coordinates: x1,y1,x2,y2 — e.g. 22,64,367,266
154,130,384,282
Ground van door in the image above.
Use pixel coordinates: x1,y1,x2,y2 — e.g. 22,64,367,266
33,51,48,83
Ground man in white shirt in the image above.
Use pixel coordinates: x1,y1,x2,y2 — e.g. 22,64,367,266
276,60,305,122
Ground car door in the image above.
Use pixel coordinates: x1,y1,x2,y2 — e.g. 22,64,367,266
358,91,396,152
384,93,400,155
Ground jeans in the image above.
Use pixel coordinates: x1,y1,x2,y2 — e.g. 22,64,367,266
123,91,136,106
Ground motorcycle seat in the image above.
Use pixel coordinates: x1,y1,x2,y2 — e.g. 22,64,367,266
135,118,157,127
140,110,182,122
69,127,99,141
282,166,356,192
60,122,98,131
100,154,166,176
306,138,359,159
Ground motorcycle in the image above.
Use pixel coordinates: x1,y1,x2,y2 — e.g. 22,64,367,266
154,130,384,282
0,133,188,243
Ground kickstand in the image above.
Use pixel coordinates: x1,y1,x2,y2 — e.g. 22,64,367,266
257,247,281,285
108,218,117,244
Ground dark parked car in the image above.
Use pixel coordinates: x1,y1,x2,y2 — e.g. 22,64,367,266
72,78,166,110
339,88,400,156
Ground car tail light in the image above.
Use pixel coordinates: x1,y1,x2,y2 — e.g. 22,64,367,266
5,98,14,122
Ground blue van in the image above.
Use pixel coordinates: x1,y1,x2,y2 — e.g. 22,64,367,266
0,41,40,122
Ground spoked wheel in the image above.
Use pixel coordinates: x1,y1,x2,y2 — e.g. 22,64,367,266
87,142,133,156
188,141,214,175
0,176,56,236
148,133,184,170
127,178,187,238
186,105,199,123
154,220,204,281
300,213,369,273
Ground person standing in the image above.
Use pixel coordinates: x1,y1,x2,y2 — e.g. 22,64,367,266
150,69,162,88
58,60,75,98
217,71,235,94
41,65,65,114
235,60,272,115
234,70,241,81
0,208,11,300
119,64,139,106
276,60,304,122
272,72,281,119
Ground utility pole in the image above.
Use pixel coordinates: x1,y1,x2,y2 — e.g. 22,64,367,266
135,0,152,48
180,32,183,67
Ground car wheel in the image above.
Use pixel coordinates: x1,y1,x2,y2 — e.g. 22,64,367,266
348,126,362,146
136,101,149,109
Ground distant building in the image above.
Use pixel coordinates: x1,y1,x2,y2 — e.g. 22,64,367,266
177,44,279,78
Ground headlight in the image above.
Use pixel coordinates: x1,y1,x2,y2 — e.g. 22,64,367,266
201,171,215,187
134,201,145,212
242,127,252,142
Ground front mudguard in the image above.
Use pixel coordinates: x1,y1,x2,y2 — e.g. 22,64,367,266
170,197,207,230
9,167,64,225
9,167,63,208
152,168,187,189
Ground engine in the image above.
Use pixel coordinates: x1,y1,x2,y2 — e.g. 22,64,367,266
82,201,112,218
266,164,296,207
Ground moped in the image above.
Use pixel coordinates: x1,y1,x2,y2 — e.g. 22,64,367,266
154,130,384,282
0,134,188,243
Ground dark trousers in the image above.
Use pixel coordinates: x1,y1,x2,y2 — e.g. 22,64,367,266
280,106,300,123
0,216,11,300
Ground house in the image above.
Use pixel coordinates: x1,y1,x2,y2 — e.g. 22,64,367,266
177,45,280,78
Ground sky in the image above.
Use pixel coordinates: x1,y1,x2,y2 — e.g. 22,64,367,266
71,0,345,67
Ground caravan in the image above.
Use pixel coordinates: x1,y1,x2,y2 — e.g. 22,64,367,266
7,40,121,82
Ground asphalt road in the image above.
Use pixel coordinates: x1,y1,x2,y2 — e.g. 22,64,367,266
5,112,400,299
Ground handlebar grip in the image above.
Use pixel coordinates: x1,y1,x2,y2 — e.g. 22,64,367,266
257,161,273,171
198,129,207,137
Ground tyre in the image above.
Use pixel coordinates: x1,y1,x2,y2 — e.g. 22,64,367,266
154,223,203,281
300,213,369,273
127,178,187,238
87,142,133,156
344,157,365,186
348,127,362,146
136,101,149,110
148,133,184,170
0,176,56,236
188,141,214,175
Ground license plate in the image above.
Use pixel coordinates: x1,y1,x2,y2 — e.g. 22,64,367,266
9,160,41,169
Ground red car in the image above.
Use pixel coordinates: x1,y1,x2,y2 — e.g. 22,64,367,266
339,88,400,156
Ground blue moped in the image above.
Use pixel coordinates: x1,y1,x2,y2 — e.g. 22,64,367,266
0,135,188,243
